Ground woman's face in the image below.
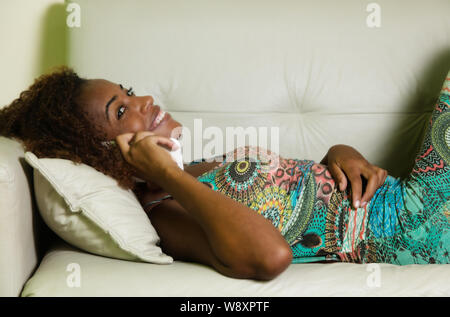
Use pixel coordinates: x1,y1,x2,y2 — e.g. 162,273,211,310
78,79,182,141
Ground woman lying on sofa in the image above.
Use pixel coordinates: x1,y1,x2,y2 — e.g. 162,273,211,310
1,66,448,281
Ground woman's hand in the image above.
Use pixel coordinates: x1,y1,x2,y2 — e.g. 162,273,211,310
321,144,388,209
115,131,180,185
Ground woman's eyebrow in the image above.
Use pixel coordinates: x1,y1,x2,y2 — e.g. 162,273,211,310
105,84,126,122
105,95,117,122
105,85,122,122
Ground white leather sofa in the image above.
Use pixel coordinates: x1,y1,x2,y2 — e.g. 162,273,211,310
1,0,450,297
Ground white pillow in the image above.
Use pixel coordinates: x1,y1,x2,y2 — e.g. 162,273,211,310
24,152,173,264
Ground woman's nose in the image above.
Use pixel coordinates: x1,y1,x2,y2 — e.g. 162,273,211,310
135,96,154,114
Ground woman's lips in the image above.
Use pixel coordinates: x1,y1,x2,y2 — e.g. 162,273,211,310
150,107,166,130
148,105,160,130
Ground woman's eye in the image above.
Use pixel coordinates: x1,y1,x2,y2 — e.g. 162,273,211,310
117,105,126,119
126,87,134,96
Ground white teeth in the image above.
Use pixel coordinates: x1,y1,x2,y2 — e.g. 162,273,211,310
155,111,166,126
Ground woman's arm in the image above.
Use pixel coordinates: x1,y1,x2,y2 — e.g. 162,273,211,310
144,198,266,280
117,132,292,281
158,165,292,279
321,144,388,209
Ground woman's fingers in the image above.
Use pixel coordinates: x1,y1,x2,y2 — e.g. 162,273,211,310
382,168,388,183
360,173,379,207
123,131,177,151
347,171,363,209
115,131,178,167
328,162,347,191
360,167,388,207
153,135,179,151
130,131,156,144
115,133,135,160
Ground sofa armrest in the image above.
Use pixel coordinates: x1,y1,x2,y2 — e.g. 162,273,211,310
0,137,45,297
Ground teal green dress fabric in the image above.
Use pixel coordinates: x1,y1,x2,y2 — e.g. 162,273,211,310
190,72,450,265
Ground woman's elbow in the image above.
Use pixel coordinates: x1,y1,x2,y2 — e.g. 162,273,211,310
217,245,293,281
245,246,292,281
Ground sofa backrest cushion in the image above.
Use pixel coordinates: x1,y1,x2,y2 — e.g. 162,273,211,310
68,0,450,178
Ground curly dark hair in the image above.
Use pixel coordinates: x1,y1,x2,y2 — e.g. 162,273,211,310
0,66,136,190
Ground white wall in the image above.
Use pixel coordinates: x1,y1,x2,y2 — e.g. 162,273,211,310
0,0,65,108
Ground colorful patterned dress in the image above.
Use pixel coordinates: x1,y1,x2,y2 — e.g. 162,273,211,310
183,72,450,265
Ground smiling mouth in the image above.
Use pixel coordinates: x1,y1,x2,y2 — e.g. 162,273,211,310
150,109,166,130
